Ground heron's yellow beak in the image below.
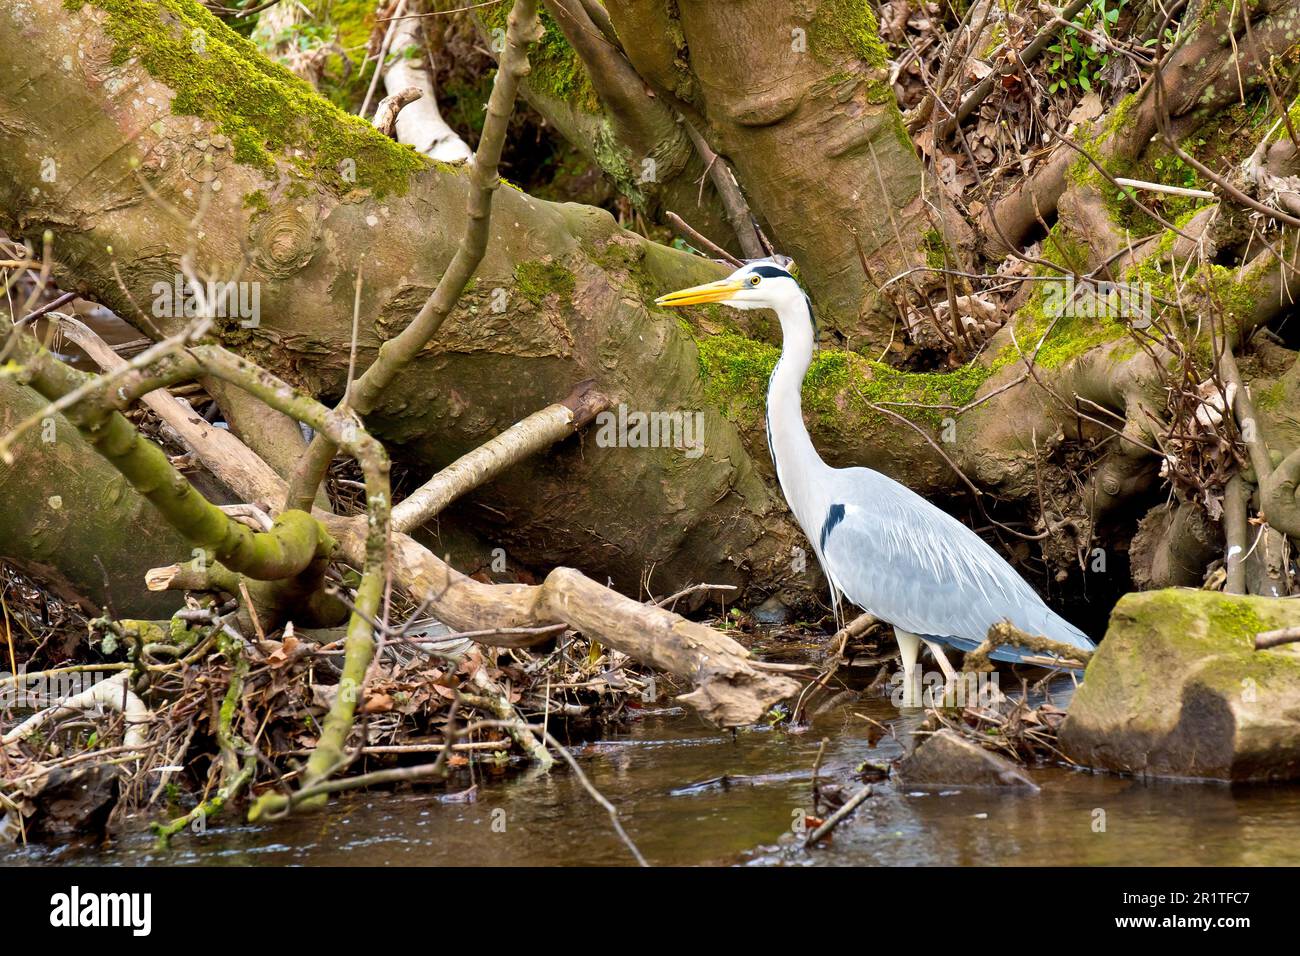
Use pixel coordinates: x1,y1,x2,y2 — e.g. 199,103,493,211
654,278,745,307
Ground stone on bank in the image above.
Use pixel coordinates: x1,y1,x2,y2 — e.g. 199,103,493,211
1059,589,1300,780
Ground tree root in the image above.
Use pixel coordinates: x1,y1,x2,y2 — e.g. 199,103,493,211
1,672,150,749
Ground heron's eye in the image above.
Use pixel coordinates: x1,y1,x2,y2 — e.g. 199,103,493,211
748,275,761,286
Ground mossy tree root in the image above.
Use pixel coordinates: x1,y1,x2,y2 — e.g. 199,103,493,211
9,331,336,582
147,557,348,630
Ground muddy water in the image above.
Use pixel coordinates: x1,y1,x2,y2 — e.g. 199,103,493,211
7,687,1300,867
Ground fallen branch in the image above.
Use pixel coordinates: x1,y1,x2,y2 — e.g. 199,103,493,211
1111,177,1216,200
682,121,765,259
379,13,472,160
962,620,1092,672
666,211,743,267
326,519,799,726
371,86,422,139
392,379,611,532
1256,625,1300,649
805,783,873,847
462,668,553,769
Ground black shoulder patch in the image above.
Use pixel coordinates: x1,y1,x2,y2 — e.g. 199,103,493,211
819,503,846,550
752,265,792,279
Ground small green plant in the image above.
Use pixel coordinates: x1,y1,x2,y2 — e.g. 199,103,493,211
1045,0,1123,94
1151,150,1202,193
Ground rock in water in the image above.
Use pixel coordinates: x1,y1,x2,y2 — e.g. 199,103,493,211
751,594,794,626
896,729,1039,790
1060,589,1300,781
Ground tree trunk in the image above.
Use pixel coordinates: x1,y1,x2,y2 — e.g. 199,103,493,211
0,378,192,616
605,0,932,344
0,0,815,605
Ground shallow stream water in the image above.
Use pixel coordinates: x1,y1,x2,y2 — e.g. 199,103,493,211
7,687,1300,867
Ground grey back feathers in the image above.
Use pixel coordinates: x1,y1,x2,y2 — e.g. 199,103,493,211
813,468,1093,661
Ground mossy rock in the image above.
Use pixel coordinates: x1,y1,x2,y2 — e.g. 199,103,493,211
1060,589,1300,781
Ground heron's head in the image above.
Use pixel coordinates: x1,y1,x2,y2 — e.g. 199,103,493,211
654,258,805,314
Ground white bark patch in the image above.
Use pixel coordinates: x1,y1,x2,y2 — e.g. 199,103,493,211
382,17,472,163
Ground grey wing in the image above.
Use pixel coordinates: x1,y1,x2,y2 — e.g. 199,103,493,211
817,470,1092,650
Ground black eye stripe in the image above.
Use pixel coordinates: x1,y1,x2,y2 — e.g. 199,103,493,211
751,265,791,279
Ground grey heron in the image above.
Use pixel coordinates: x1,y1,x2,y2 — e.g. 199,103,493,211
656,259,1095,705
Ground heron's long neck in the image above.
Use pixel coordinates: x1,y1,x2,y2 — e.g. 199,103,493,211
766,300,829,527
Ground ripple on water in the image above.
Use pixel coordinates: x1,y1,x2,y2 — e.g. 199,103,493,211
7,685,1300,866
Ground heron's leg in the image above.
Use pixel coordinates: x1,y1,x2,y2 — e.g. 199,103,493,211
895,628,922,708
923,639,958,706
828,581,845,633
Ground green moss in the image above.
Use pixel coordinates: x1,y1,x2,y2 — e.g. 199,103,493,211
318,0,375,54
514,260,576,306
1067,90,1266,235
68,0,430,196
685,269,1145,431
922,229,947,269
1255,379,1286,411
308,0,382,109
1041,222,1089,272
980,22,1007,59
806,0,897,108
691,329,778,416
1013,281,1130,368
480,3,600,113
1065,92,1143,228
1206,598,1267,642
808,0,889,68
1133,259,1262,344
242,189,270,214
689,328,998,428
592,119,645,208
